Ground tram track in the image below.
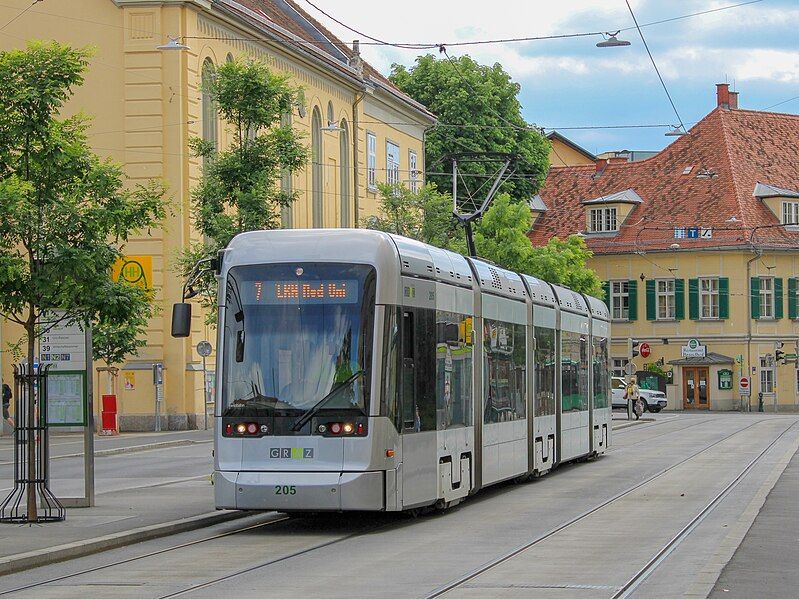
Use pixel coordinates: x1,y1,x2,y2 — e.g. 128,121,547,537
3,417,785,598
0,513,291,596
423,417,796,598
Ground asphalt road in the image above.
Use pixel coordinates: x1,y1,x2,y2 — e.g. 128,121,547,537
1,412,797,598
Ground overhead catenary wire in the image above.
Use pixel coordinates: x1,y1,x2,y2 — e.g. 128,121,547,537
625,0,686,132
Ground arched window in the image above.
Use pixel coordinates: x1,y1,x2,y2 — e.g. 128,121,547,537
226,53,234,63
281,112,293,228
201,58,218,166
327,101,335,127
311,106,323,227
339,119,350,227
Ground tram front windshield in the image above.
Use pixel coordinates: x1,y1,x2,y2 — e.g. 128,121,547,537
221,263,376,424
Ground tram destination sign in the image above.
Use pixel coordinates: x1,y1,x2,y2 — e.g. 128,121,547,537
246,280,359,305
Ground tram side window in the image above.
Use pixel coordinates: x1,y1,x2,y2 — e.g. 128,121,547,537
435,311,473,430
382,307,401,430
534,327,556,417
592,337,609,409
561,331,589,412
483,319,526,423
401,308,436,432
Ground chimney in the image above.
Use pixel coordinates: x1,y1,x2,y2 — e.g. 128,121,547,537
729,91,739,110
595,158,608,174
716,83,730,109
349,39,363,77
608,156,628,165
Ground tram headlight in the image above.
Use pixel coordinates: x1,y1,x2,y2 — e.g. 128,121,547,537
246,423,258,435
317,424,327,434
235,423,247,435
330,422,342,435
343,423,354,434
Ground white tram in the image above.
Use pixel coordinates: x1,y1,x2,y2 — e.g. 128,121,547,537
212,229,611,512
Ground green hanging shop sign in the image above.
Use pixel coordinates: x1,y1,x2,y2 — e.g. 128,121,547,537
718,369,733,390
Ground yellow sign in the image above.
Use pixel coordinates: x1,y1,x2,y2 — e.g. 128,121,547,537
112,256,153,290
123,371,135,391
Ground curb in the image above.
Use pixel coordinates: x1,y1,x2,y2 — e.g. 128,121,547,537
0,439,212,466
0,509,248,576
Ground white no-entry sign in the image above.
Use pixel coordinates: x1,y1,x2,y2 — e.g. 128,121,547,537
739,376,750,396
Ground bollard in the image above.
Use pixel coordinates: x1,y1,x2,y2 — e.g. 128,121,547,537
758,391,764,412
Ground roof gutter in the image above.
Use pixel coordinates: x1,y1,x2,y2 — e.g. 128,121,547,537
213,0,364,90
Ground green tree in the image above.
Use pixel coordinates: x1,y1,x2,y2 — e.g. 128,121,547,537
527,235,605,298
389,54,550,201
190,57,307,251
92,285,157,395
364,183,460,249
0,41,166,519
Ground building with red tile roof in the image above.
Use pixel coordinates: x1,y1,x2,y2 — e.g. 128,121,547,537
530,85,799,412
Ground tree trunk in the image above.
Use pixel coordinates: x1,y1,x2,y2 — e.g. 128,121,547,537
26,322,37,522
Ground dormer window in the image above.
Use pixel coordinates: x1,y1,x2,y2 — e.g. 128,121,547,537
589,207,618,232
782,201,799,226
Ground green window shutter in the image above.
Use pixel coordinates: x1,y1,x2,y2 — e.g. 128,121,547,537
751,277,760,319
775,277,784,319
688,278,699,320
719,278,729,320
789,278,797,320
675,279,685,320
602,281,610,310
628,280,638,321
646,279,656,320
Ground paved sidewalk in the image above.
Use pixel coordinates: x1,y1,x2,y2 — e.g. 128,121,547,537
709,445,799,598
0,429,234,574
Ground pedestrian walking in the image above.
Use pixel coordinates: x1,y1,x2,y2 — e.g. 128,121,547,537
624,376,643,420
2,381,14,429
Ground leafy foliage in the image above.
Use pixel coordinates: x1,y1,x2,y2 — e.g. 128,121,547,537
92,285,158,367
389,54,550,201
527,235,605,299
364,183,461,249
190,57,307,251
0,41,166,366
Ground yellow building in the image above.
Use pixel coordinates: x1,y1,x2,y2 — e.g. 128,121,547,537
531,85,799,412
547,131,596,167
0,0,435,430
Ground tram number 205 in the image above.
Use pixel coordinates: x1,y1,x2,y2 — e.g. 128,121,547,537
274,485,297,495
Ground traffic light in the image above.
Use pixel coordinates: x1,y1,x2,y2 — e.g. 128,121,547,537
775,341,785,364
627,338,640,359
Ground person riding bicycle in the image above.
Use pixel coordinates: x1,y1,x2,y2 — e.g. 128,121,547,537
624,376,643,420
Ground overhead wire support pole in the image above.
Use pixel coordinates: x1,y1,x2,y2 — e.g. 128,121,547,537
448,153,515,258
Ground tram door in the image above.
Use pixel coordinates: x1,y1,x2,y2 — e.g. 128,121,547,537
683,367,709,409
400,309,438,508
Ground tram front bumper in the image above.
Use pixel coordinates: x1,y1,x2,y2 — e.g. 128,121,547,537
215,470,385,511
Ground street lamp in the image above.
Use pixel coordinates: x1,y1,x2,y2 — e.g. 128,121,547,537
597,31,631,48
665,125,688,137
157,36,190,51
321,120,344,132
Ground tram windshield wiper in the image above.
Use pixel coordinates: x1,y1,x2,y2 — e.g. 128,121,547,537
290,370,365,432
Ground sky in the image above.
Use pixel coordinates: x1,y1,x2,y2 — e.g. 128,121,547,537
302,0,799,155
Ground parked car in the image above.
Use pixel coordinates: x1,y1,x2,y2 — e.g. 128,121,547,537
611,376,667,413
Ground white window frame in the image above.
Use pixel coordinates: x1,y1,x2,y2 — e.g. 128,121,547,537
759,276,774,319
588,207,618,233
783,201,799,226
386,141,400,186
408,149,418,192
366,132,377,190
656,279,676,320
699,277,719,319
612,358,629,379
610,280,629,321
760,356,775,394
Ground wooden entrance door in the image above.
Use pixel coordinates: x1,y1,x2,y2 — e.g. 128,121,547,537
683,367,710,409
